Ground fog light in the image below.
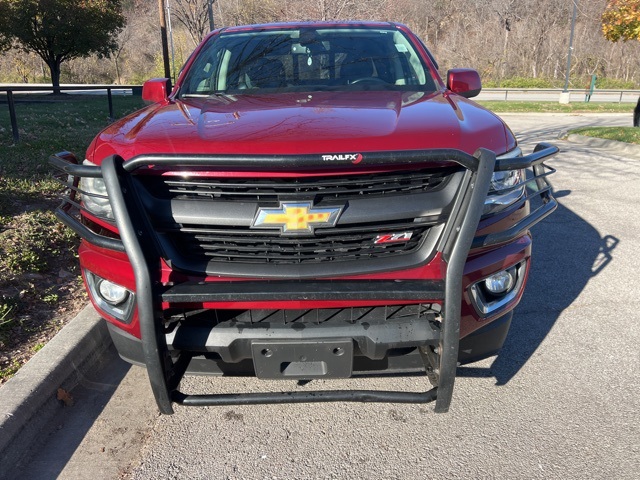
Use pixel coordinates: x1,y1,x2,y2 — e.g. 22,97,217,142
98,279,128,305
484,268,516,294
469,261,527,317
84,270,134,323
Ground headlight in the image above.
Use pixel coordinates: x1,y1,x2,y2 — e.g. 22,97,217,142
484,147,525,215
81,160,113,219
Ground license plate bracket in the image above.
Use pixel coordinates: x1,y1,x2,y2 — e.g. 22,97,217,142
251,339,353,379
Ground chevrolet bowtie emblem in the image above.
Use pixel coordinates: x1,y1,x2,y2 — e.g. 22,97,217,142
252,202,343,234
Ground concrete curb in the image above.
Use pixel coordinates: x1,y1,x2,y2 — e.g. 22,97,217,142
565,134,640,158
0,304,110,471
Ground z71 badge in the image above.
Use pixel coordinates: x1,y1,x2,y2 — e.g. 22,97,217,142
374,232,414,244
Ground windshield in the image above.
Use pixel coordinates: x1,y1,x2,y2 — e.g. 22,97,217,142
179,27,437,96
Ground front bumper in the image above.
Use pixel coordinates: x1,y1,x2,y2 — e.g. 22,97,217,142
108,309,513,375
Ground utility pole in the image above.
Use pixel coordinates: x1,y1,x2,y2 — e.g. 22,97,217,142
166,0,177,82
158,0,172,90
207,0,215,31
560,0,578,104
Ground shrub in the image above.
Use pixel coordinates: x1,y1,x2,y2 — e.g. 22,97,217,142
595,78,639,90
482,76,639,90
483,77,559,89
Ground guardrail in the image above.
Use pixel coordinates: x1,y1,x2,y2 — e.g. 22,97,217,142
0,84,141,143
480,88,640,103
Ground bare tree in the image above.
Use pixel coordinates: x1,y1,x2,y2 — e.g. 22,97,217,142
317,0,355,20
172,0,213,48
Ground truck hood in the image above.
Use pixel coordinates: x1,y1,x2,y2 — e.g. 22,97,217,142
90,90,514,163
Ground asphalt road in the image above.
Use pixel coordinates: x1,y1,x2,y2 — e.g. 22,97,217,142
14,113,640,479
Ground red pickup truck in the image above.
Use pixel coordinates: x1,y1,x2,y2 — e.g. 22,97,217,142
51,21,557,414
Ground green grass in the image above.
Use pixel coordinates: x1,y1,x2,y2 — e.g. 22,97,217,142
477,101,633,113
0,360,21,381
0,94,145,279
0,301,15,328
0,94,145,370
0,94,145,208
567,126,640,145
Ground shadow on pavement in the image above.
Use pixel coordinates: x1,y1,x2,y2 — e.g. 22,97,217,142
5,346,132,480
458,189,618,385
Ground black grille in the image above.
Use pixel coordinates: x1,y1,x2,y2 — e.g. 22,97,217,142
165,220,431,264
145,167,455,202
231,304,440,325
165,304,441,325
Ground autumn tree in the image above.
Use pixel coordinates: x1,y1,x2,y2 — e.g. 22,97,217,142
0,0,125,93
602,0,640,41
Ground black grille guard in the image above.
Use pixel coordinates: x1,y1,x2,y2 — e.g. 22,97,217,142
50,145,558,414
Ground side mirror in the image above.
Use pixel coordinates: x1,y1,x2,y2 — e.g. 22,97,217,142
446,69,482,98
142,78,171,103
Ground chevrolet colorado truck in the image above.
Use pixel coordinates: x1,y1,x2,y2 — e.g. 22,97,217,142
51,21,558,414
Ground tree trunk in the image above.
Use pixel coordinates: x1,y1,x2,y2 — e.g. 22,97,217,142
48,60,62,95
501,28,509,78
114,53,121,85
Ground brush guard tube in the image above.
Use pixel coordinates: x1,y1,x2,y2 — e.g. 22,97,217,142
52,144,559,414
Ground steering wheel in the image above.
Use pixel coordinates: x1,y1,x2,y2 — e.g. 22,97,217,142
350,77,388,85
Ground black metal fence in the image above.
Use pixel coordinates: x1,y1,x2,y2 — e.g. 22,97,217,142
0,84,142,143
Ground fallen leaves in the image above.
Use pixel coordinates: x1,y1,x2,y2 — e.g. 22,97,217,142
57,387,74,407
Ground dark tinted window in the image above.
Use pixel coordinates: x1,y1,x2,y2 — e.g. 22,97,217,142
180,27,436,96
